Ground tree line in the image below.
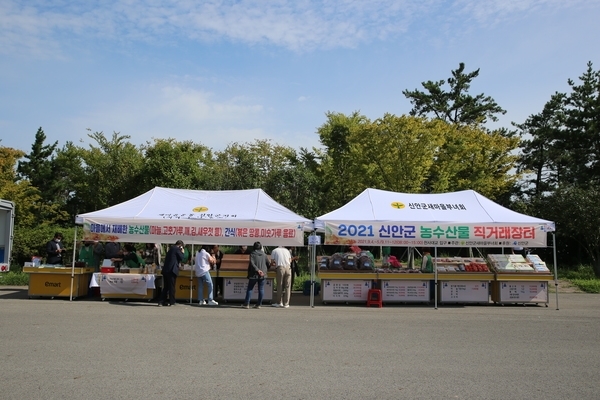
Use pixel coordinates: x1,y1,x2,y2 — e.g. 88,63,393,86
1,62,599,276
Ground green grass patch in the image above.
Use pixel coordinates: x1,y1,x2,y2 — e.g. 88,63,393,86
558,264,596,280
557,265,600,293
0,271,29,286
291,273,320,291
569,279,600,294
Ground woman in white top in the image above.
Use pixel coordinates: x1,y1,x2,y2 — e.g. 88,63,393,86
194,245,218,306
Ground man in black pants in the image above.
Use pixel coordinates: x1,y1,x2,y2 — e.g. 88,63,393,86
211,245,224,299
159,240,184,307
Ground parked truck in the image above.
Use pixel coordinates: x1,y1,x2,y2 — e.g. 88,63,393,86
0,199,15,271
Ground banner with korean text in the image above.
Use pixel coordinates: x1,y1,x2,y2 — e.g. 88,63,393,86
323,222,551,247
82,220,304,246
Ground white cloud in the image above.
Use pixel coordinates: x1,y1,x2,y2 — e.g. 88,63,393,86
64,81,272,149
2,0,597,57
156,86,263,122
453,0,592,24
297,96,309,102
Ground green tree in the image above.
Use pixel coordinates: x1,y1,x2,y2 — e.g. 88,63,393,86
514,62,600,271
561,62,600,186
537,185,600,277
66,130,145,215
316,111,371,211
17,127,58,202
277,148,322,219
357,114,446,193
403,62,506,126
317,112,518,206
429,124,519,198
514,93,567,198
140,138,215,191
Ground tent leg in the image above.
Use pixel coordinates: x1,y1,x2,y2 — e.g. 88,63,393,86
190,244,194,305
553,233,559,310
70,227,77,302
310,232,316,308
434,247,438,310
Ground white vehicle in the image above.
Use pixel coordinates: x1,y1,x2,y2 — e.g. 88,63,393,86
0,199,15,271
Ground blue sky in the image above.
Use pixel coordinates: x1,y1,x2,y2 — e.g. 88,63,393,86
1,0,598,154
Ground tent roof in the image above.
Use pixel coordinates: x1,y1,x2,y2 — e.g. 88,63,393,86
315,188,554,229
77,187,311,226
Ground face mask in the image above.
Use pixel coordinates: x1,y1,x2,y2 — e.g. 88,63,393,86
85,243,90,247
55,239,61,243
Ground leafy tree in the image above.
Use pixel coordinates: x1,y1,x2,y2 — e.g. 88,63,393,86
75,130,145,213
514,93,567,198
212,140,293,191
403,62,506,126
54,142,87,219
140,138,215,191
0,144,66,227
316,111,371,210
561,61,600,186
514,62,600,270
429,125,519,198
279,148,323,219
537,185,600,277
317,112,518,207
356,114,446,193
17,127,58,203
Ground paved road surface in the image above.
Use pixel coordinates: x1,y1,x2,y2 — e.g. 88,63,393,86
1,287,599,399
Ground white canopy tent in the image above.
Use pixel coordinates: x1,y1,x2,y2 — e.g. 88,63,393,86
76,187,312,246
70,187,312,301
313,188,558,308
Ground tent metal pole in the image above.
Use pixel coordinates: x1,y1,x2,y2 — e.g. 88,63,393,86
552,233,559,310
70,227,77,302
434,247,438,310
310,232,316,308
190,244,194,305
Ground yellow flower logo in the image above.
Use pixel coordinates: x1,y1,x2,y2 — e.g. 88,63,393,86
391,202,405,209
192,206,209,213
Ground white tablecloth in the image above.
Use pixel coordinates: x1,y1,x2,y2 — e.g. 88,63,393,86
90,273,156,295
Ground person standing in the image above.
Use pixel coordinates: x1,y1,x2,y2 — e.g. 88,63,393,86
143,243,160,266
289,247,300,291
271,246,292,308
104,241,122,271
194,245,218,306
92,241,104,271
235,245,251,254
211,245,224,299
78,241,95,267
242,242,270,309
46,232,66,265
421,248,433,272
159,240,184,307
112,244,144,269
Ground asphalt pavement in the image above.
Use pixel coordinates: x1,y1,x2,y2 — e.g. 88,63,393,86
0,286,599,400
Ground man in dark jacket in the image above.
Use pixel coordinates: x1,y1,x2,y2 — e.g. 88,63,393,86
159,240,184,307
242,241,271,309
46,232,66,265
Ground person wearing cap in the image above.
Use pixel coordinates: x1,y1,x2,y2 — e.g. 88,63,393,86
159,240,184,307
46,232,66,265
